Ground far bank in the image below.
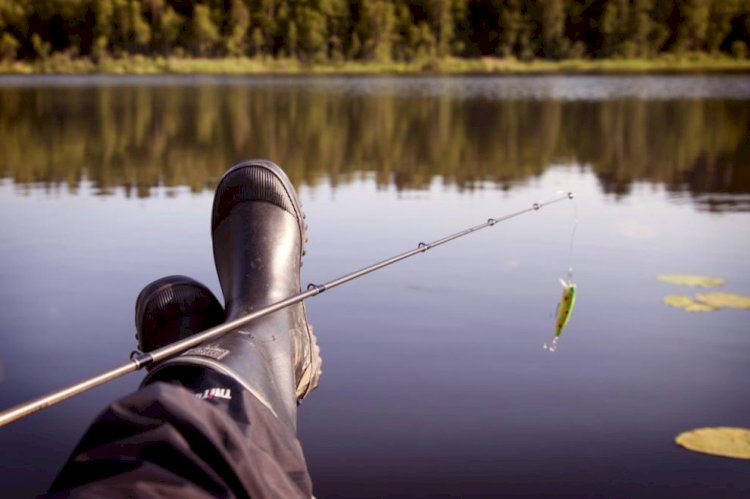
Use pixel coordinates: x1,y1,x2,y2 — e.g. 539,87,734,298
2,56,750,75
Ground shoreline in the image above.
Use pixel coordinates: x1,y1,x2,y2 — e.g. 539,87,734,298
2,56,750,76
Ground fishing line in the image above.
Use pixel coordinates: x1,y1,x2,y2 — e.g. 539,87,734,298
565,192,578,282
0,192,574,428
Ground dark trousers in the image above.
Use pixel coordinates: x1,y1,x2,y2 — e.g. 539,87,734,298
46,369,312,498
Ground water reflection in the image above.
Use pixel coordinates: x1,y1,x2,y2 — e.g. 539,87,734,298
0,78,748,210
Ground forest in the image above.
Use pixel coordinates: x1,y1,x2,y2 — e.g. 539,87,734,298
1,1,750,66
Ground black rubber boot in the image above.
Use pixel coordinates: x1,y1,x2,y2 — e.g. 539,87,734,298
145,160,322,430
135,275,224,359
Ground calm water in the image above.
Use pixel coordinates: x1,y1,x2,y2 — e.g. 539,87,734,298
0,75,749,498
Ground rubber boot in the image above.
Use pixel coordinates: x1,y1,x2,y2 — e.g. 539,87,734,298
145,160,322,430
135,275,224,360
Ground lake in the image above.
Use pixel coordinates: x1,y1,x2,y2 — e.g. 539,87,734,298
0,75,749,497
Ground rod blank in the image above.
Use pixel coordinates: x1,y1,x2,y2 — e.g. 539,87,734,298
0,193,572,428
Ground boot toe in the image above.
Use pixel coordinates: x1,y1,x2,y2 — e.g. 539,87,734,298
135,275,224,354
212,160,305,242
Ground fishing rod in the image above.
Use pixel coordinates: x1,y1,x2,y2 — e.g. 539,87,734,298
0,192,574,428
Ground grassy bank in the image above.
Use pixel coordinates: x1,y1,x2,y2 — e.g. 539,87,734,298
2,55,750,75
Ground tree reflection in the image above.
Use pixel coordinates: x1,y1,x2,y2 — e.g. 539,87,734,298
0,83,748,211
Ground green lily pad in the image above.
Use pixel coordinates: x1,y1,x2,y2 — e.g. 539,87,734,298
695,293,750,310
658,275,726,287
675,427,750,460
663,295,716,312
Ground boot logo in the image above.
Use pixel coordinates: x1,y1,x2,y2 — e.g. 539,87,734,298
184,345,230,360
195,388,232,400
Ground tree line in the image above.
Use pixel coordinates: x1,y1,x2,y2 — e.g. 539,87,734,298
1,1,750,64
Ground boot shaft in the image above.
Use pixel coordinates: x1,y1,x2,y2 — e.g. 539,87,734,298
213,202,303,320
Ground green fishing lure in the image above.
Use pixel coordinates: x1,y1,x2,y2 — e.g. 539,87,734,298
555,278,576,335
544,278,577,352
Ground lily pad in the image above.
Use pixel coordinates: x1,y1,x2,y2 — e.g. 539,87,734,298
663,295,716,312
675,427,750,460
657,275,726,287
695,293,750,310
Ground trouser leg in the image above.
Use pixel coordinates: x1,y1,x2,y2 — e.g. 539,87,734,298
46,369,313,498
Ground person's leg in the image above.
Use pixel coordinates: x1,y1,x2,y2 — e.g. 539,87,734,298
47,161,321,498
143,160,322,430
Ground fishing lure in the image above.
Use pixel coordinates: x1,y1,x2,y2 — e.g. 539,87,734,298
544,191,577,353
543,278,576,352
